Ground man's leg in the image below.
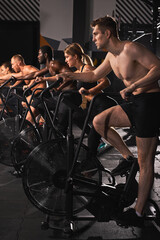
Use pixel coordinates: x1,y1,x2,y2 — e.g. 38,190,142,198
93,105,133,159
115,136,158,227
26,106,39,125
135,136,158,214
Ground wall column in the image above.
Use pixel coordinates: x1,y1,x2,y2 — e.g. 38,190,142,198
72,0,93,50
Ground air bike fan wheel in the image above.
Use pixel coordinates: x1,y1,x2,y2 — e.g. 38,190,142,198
0,116,32,166
11,126,42,173
22,138,104,216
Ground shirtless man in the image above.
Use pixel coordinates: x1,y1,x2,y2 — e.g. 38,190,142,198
58,15,160,227
0,54,38,85
0,54,46,92
19,45,75,89
0,55,45,115
19,45,77,125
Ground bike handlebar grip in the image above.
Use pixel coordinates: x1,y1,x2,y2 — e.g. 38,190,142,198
58,77,63,82
0,76,17,89
125,92,132,97
10,76,17,82
54,77,63,87
81,90,89,95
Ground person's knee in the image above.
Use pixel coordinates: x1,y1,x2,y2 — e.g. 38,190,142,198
26,107,37,123
26,112,32,122
93,114,102,131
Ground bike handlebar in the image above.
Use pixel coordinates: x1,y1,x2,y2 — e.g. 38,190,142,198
0,76,16,90
81,90,89,95
23,81,40,97
40,77,63,98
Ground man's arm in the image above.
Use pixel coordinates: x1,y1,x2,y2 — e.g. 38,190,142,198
124,42,160,93
0,64,42,82
0,72,24,81
17,66,49,80
10,80,24,88
36,64,72,83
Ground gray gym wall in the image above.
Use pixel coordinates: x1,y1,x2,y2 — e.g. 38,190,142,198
40,0,116,51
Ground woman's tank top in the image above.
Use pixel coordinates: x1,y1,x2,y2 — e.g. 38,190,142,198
76,64,96,90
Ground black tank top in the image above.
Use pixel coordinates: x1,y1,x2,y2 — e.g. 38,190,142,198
76,64,96,90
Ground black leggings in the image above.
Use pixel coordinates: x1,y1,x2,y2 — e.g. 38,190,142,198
74,93,118,156
37,91,82,135
56,92,82,135
89,94,117,155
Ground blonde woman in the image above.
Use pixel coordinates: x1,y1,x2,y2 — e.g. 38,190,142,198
63,43,119,172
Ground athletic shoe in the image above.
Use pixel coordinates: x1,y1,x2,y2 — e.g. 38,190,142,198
111,156,136,176
116,208,144,228
98,142,107,150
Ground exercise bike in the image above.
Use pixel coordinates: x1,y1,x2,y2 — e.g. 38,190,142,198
11,78,64,174
21,90,160,234
0,77,33,166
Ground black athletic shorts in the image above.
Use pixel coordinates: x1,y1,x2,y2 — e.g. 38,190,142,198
120,92,160,138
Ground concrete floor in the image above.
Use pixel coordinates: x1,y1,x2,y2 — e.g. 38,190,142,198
0,127,160,240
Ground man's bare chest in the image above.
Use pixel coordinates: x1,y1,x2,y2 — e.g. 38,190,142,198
109,57,135,80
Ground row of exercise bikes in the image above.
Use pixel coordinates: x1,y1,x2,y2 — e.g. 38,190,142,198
0,77,160,235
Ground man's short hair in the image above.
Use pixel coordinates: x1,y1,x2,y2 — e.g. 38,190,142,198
40,45,53,60
91,15,118,37
12,54,25,63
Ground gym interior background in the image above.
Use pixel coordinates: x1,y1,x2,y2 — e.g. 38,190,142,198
0,0,160,93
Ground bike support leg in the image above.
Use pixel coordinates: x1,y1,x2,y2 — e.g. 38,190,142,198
64,108,75,233
119,159,139,211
